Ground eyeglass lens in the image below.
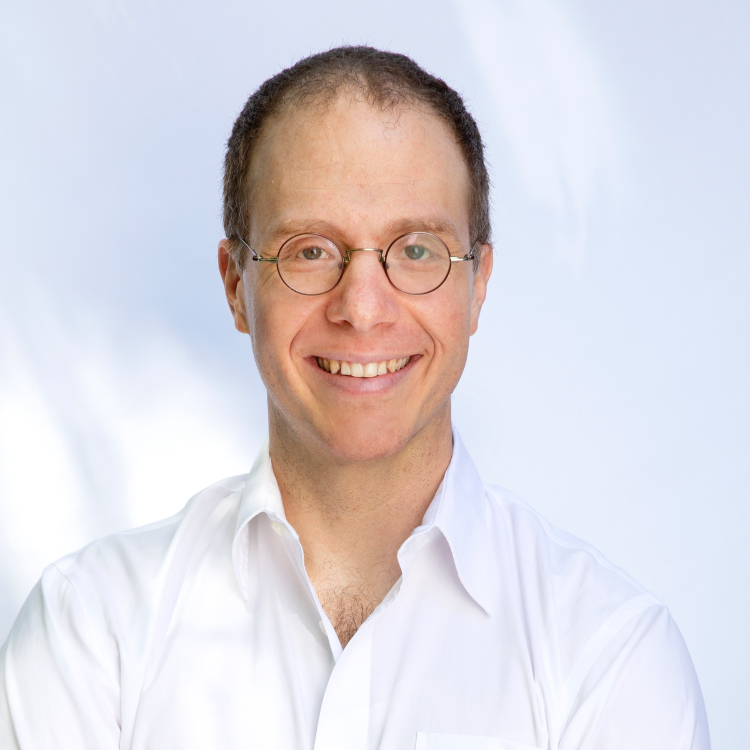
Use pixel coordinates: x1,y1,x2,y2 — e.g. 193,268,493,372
275,233,453,295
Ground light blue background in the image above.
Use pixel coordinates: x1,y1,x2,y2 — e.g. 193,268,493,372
1,0,747,745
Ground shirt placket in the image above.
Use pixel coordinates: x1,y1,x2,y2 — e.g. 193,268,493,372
313,619,374,750
268,514,371,749
313,529,436,750
270,512,433,750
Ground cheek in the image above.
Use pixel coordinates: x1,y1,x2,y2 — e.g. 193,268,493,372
247,287,316,379
410,287,473,389
246,288,288,379
425,279,473,348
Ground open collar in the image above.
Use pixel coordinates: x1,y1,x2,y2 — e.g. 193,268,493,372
231,429,492,614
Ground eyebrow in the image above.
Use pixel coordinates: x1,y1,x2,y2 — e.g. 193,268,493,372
262,217,466,248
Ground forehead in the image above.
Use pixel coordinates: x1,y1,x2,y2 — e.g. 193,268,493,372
246,93,471,246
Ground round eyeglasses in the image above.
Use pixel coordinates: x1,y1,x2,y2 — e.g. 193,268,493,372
235,232,476,296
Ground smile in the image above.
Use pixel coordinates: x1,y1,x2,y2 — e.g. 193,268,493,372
316,357,411,377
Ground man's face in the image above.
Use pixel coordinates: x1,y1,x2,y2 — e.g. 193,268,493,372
220,93,492,461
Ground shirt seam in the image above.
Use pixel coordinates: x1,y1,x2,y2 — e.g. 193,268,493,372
488,489,654,598
561,597,665,724
49,563,120,686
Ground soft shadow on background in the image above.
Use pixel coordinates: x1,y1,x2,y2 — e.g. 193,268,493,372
0,0,748,745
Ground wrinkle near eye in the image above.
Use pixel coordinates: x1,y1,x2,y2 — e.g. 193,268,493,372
249,263,279,295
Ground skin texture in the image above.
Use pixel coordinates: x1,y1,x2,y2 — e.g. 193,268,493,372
219,92,492,646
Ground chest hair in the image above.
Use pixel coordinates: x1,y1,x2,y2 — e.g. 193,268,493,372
314,562,401,648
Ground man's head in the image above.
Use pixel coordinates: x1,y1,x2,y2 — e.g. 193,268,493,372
219,46,493,462
222,46,491,269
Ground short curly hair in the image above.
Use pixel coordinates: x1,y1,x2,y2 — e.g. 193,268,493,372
223,45,491,268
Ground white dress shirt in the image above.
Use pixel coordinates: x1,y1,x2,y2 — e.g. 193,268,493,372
0,430,709,750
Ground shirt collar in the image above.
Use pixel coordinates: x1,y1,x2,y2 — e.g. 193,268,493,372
423,428,492,615
232,429,491,614
232,439,288,598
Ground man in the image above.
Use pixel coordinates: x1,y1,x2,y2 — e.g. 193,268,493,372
0,47,709,749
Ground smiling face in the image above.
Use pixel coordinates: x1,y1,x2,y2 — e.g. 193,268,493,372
220,92,492,462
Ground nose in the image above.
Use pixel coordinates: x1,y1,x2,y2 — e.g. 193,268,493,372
325,249,399,331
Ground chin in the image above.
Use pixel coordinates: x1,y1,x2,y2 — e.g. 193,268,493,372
313,413,420,463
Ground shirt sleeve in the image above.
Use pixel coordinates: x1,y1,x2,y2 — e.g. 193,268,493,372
0,564,121,749
559,602,710,750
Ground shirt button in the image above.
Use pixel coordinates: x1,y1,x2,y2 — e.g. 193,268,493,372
319,620,326,634
271,522,286,536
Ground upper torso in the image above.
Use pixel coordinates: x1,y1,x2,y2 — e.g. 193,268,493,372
0,432,709,750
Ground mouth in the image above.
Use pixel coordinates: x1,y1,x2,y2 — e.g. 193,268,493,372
315,356,411,378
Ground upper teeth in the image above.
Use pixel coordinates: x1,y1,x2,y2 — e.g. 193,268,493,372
316,357,411,377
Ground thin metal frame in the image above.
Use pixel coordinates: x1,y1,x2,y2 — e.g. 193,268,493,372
235,232,476,296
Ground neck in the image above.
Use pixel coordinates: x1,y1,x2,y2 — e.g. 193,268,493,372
268,406,453,646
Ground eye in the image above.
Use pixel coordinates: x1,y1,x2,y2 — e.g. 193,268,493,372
403,244,430,260
301,245,326,260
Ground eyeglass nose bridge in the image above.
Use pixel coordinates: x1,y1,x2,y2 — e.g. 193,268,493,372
342,247,386,264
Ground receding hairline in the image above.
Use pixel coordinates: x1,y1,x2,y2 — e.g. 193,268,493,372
242,85,472,242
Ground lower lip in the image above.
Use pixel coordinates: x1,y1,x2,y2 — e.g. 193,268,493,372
307,356,418,394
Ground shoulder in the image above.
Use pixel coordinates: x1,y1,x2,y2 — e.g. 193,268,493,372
483,484,662,668
484,483,654,603
486,486,709,750
55,474,245,575
42,474,246,638
0,475,248,747
482,486,708,745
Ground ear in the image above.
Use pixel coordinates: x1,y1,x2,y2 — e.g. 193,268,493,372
469,243,493,336
218,239,250,334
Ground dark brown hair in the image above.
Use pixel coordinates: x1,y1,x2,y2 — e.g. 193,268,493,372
223,45,490,267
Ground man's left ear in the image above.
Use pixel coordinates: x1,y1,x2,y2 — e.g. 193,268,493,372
470,243,493,336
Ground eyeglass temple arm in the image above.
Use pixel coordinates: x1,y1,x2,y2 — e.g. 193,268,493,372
237,237,278,263
449,241,478,263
